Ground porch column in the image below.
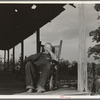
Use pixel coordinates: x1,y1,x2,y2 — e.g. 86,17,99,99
78,4,88,92
36,29,40,53
7,49,9,69
13,46,15,70
21,40,24,69
4,50,6,69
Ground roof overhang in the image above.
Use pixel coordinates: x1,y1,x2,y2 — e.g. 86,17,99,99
0,4,65,50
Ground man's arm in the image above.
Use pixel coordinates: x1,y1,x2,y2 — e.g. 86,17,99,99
49,51,58,62
24,53,42,63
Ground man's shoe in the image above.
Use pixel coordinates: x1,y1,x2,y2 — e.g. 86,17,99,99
37,88,45,93
27,89,33,93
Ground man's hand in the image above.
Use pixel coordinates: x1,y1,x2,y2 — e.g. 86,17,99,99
44,43,58,61
45,46,52,53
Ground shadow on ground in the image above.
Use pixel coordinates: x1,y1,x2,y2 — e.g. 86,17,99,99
0,88,26,95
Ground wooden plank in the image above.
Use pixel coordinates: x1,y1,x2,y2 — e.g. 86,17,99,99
78,4,88,92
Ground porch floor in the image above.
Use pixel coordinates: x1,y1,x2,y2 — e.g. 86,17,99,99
0,87,89,95
0,71,89,95
15,88,89,95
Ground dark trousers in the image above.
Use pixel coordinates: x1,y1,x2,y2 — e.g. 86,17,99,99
25,61,51,89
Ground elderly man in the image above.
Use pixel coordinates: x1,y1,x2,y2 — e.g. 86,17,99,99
25,43,58,93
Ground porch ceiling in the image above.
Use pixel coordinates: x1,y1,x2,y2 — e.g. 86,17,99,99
0,4,65,50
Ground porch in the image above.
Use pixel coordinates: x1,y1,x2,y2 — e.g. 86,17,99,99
0,4,88,95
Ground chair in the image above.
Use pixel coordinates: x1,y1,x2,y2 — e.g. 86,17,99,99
39,40,63,90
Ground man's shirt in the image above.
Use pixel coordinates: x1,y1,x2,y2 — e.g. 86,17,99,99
25,52,51,66
34,53,51,67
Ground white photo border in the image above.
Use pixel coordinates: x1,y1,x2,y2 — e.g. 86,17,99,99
0,1,99,99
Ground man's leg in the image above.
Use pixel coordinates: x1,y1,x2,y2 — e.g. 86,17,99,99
37,63,51,92
25,61,37,92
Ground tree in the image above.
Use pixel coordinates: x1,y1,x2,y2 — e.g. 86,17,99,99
18,53,22,65
9,54,14,71
0,55,3,70
94,4,100,12
88,4,100,61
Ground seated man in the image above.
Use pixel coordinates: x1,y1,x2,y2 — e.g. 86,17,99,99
24,43,58,93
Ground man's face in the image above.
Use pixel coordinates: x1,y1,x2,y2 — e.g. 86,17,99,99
44,44,52,52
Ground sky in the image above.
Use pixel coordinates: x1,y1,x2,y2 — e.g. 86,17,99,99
0,4,99,63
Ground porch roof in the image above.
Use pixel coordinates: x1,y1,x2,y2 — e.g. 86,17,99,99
0,4,65,50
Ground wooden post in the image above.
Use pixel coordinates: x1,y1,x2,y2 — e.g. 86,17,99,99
13,46,15,70
21,40,24,70
36,29,40,53
7,49,9,69
39,41,41,52
58,40,63,62
78,4,88,92
4,50,6,69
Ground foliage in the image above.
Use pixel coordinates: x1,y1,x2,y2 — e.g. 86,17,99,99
88,4,100,60
0,55,3,71
88,25,100,60
87,62,97,94
88,44,100,59
58,59,77,80
58,60,99,93
9,54,13,71
18,53,21,65
87,4,100,94
94,4,100,12
89,27,100,43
